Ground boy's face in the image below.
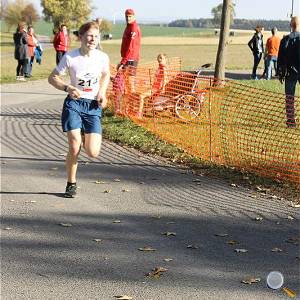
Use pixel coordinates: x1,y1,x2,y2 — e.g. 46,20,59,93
158,56,167,65
80,28,99,51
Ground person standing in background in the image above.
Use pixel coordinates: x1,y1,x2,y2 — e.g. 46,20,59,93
278,16,300,128
117,8,141,93
13,22,29,81
265,27,281,80
53,24,70,65
26,25,37,77
248,25,264,80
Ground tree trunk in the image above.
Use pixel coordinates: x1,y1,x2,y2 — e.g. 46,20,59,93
214,0,232,81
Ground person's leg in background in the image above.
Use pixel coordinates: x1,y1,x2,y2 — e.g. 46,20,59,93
252,53,262,79
284,74,298,127
266,56,273,80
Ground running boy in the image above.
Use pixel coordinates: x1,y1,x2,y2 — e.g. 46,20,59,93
48,21,110,197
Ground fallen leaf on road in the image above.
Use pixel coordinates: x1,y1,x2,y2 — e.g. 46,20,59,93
235,248,248,253
271,247,283,252
187,244,199,249
241,277,261,284
193,179,201,182
215,233,229,237
286,237,300,245
103,190,111,193
151,215,161,219
58,223,72,227
146,267,168,278
289,202,300,208
92,239,102,243
114,295,133,300
161,232,176,236
138,246,156,252
163,258,173,262
282,287,297,298
227,240,239,245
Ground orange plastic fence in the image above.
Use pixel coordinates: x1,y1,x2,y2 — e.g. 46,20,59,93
107,58,300,186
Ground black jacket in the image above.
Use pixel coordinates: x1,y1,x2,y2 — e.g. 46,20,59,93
13,31,29,60
248,33,264,54
277,32,300,76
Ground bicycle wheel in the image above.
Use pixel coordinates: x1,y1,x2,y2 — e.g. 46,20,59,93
175,94,201,120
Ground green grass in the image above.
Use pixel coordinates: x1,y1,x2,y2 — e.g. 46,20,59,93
1,20,54,36
1,47,57,83
109,24,213,39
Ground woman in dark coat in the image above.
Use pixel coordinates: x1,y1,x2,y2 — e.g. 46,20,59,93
13,22,29,80
248,25,264,80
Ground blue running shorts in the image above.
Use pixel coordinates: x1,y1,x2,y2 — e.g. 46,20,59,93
61,96,102,134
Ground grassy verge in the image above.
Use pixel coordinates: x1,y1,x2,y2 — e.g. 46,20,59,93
102,110,299,202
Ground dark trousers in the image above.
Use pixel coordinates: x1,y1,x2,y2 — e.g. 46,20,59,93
251,52,262,79
56,51,66,65
285,74,300,125
16,59,28,76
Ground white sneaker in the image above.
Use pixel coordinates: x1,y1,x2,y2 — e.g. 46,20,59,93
18,76,26,81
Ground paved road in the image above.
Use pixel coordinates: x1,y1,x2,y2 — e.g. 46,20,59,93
1,80,299,300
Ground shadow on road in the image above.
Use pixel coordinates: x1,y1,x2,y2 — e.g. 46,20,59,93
1,212,299,295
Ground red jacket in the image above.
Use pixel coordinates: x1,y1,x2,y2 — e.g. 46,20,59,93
53,31,69,52
120,21,141,64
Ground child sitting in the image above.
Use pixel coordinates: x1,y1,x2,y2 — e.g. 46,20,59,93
138,53,168,117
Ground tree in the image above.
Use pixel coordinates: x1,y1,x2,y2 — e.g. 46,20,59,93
214,0,233,81
211,2,235,26
21,3,39,24
99,19,112,33
3,0,39,31
41,0,92,30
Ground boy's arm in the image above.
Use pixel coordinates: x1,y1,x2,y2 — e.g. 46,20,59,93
48,69,81,99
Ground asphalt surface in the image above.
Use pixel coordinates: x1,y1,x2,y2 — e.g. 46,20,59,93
1,80,300,300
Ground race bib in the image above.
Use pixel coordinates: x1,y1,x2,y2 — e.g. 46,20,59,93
76,72,99,93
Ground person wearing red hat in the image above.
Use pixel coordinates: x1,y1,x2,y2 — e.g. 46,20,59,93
117,8,141,93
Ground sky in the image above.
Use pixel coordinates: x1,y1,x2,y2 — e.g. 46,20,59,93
32,0,300,22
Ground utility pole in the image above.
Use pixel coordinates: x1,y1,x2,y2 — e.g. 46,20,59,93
291,0,294,17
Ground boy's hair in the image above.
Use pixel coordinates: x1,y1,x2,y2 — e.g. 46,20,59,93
78,21,99,36
157,53,167,61
255,25,263,32
60,24,67,30
271,27,277,35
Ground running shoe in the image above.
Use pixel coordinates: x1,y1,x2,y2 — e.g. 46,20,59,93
64,184,77,198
